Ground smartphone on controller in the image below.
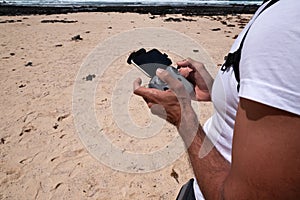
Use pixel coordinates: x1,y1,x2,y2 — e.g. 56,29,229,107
127,48,172,78
127,48,194,94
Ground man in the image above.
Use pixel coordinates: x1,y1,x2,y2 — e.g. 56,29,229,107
133,0,300,199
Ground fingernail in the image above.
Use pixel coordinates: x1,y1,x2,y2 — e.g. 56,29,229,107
156,68,163,73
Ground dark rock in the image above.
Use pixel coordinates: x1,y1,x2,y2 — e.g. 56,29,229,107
164,17,196,22
211,28,221,31
57,113,70,122
85,74,96,81
41,19,77,23
164,17,181,22
18,84,26,88
227,24,236,27
170,169,179,183
53,123,59,129
220,20,227,25
71,35,82,41
0,19,15,23
25,61,32,66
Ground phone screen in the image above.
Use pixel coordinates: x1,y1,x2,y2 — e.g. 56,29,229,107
129,49,172,78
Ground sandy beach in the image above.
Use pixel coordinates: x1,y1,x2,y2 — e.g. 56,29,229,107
0,11,251,199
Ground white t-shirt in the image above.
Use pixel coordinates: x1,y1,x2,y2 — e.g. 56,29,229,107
194,0,300,199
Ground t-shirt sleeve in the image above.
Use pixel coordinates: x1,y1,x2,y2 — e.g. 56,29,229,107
238,2,300,115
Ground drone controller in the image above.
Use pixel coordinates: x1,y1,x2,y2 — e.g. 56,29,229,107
149,66,194,94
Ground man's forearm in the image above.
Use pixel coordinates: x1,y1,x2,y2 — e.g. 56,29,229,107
178,106,230,200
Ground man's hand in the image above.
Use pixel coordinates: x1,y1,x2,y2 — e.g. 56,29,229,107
133,68,192,128
177,58,213,101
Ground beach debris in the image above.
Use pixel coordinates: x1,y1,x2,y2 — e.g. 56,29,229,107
18,84,26,88
55,44,63,47
171,169,179,183
10,52,15,56
53,123,59,129
41,19,78,23
25,61,33,67
22,111,36,123
59,134,66,139
149,15,156,19
0,19,22,23
108,26,112,29
1,138,5,144
164,17,196,22
71,35,83,41
54,182,63,190
220,20,227,25
237,17,249,29
85,31,90,33
227,24,236,27
85,74,96,81
193,49,199,53
233,34,238,39
20,125,35,136
50,156,59,162
57,113,70,122
211,28,221,31
0,19,15,23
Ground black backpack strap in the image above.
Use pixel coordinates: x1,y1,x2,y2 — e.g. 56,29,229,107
176,179,196,200
221,0,279,91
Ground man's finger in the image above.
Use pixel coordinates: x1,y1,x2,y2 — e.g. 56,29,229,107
156,68,179,85
178,67,193,78
176,57,194,67
133,78,163,103
133,77,142,91
156,68,185,94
